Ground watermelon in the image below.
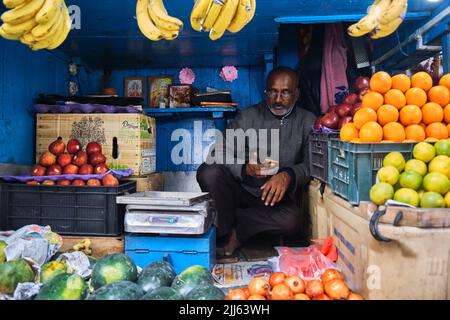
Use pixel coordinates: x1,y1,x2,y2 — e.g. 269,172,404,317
40,261,68,284
91,253,137,289
35,273,88,300
171,265,213,297
185,285,225,300
137,261,176,293
0,259,35,295
87,281,144,300
141,286,183,300
0,240,6,263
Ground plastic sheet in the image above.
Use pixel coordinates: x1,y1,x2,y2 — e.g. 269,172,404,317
0,169,133,183
34,104,141,114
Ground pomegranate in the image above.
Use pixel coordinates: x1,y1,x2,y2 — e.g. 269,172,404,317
343,93,359,105
313,116,323,131
87,179,102,186
324,279,350,300
57,153,72,167
102,174,119,187
321,269,344,284
269,272,287,288
268,283,293,300
347,292,364,300
86,142,102,155
72,179,86,186
73,151,88,167
42,180,55,185
47,165,62,176
248,277,270,296
242,288,251,299
284,276,305,294
247,294,266,300
63,164,79,175
94,163,109,175
39,151,56,167
57,180,71,186
67,139,82,154
48,138,65,155
320,112,340,130
336,103,353,118
305,280,324,298
225,289,247,300
351,102,362,116
31,165,46,176
313,294,331,300
26,181,40,185
353,76,370,93
294,293,310,300
79,164,94,175
89,152,107,166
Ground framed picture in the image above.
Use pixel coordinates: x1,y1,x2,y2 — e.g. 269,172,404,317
148,76,173,108
169,85,192,108
124,77,145,98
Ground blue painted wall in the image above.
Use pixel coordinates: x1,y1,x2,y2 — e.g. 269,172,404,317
108,66,266,110
0,40,102,166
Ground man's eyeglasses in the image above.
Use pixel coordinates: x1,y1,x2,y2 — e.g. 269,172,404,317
264,89,294,99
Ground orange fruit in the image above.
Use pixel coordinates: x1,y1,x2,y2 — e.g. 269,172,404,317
428,85,450,107
353,108,378,129
405,87,427,107
422,102,444,124
351,138,361,143
340,123,359,142
445,104,450,123
411,72,433,91
359,122,383,143
384,89,406,109
361,91,384,110
383,122,406,142
391,74,411,93
399,105,422,125
439,73,450,91
426,122,449,139
425,137,440,143
377,104,399,126
419,123,426,130
405,124,426,142
370,71,392,94
448,123,450,136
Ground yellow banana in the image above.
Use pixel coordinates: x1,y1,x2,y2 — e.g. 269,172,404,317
371,16,404,39
0,25,21,39
148,0,182,31
3,0,29,9
136,0,162,41
159,27,179,40
2,17,37,35
381,0,408,24
20,31,35,44
33,9,62,41
190,0,212,32
35,0,61,24
209,0,238,40
227,0,255,33
31,1,60,38
347,0,391,37
1,0,45,25
47,4,70,50
202,0,224,32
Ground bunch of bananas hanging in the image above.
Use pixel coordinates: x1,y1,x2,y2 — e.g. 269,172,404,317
136,0,183,41
190,0,256,41
348,0,408,39
0,0,71,50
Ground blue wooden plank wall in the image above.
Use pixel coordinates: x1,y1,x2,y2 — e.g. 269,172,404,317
109,66,266,110
0,40,101,166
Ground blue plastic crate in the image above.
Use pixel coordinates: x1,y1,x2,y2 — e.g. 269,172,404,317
328,140,415,205
125,226,216,273
309,132,339,183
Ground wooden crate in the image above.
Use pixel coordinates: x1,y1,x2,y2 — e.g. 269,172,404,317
36,114,156,176
59,235,124,258
124,172,164,192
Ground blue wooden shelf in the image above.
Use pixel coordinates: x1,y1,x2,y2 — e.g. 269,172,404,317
145,107,237,118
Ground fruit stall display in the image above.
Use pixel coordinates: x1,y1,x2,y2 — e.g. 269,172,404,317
370,141,450,208
226,269,363,300
29,138,119,186
340,72,450,143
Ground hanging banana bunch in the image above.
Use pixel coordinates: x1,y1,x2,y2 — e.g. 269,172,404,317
347,0,408,39
136,0,183,41
0,0,72,50
190,0,256,41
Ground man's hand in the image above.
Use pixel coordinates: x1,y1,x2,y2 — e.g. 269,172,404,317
260,172,291,206
246,164,270,179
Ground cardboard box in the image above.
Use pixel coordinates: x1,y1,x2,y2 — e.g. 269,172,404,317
36,113,156,175
124,172,164,192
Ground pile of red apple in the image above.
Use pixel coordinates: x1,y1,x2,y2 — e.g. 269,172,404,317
28,138,119,187
314,76,370,131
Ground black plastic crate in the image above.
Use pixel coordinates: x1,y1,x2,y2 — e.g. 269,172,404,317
309,132,339,183
0,181,136,236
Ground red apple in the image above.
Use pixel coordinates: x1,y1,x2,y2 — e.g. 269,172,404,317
358,88,371,102
67,139,82,154
79,164,94,175
94,163,109,175
87,179,102,186
320,112,340,130
336,103,353,118
89,152,107,166
47,165,62,176
57,153,72,167
57,180,71,186
327,105,337,113
86,142,102,155
39,151,56,167
63,164,79,175
72,180,86,186
26,181,40,185
73,151,88,167
102,174,119,187
42,180,55,186
48,138,65,155
351,102,363,116
354,76,370,93
343,93,359,105
31,165,47,176
339,116,354,129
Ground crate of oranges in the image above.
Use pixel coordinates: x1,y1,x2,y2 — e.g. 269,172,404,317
225,269,364,300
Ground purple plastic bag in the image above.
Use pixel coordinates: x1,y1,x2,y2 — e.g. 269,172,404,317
0,169,133,183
